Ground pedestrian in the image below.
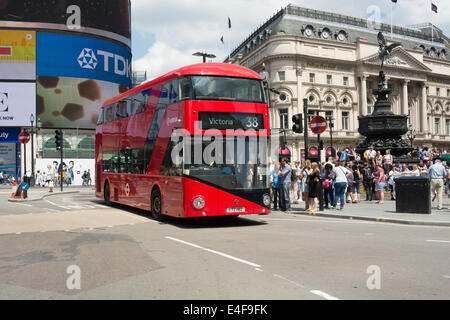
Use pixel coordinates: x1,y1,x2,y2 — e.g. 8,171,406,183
278,158,292,212
270,163,281,210
82,170,89,186
322,162,334,209
383,149,393,174
352,164,362,203
331,161,352,210
307,162,321,213
300,160,312,211
368,146,377,167
345,161,354,203
428,159,447,210
46,165,54,192
373,164,386,204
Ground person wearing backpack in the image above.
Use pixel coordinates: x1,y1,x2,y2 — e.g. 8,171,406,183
270,163,282,210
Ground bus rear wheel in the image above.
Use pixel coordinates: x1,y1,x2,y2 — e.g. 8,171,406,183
104,182,111,206
151,189,164,221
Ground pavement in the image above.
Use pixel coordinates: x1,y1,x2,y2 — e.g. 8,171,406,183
279,195,450,227
2,185,93,202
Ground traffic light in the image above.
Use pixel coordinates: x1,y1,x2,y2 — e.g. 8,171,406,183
319,140,324,151
55,129,62,151
292,114,303,133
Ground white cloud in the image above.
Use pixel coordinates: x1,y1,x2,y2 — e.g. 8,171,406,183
131,0,450,79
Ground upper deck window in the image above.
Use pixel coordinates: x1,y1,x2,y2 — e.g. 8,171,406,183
187,76,265,104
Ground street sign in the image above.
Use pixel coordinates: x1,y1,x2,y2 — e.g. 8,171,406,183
18,131,30,144
310,116,327,134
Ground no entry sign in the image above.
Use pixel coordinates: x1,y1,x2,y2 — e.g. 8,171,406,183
18,131,30,144
310,116,327,134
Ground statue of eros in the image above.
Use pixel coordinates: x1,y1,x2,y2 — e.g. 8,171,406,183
377,32,401,71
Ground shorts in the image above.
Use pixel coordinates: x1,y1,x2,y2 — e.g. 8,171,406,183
352,182,361,194
376,182,385,191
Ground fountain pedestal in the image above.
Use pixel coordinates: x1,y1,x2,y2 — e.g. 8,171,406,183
356,71,413,157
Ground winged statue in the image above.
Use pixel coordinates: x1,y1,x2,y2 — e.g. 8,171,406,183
377,32,401,70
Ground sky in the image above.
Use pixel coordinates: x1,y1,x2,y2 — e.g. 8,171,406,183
130,0,449,81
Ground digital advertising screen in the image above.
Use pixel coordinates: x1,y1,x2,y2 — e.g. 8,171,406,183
0,29,36,80
36,32,131,129
37,33,132,88
0,82,36,127
37,76,128,129
0,0,131,43
0,143,17,176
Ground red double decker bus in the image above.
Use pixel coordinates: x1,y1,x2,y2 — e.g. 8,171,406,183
95,63,271,220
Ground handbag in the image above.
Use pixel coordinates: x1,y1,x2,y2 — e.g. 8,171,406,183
323,179,331,189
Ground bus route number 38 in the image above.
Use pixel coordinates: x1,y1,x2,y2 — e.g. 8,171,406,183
245,117,260,129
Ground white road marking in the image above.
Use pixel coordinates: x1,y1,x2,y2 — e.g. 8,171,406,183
310,290,340,300
443,275,450,279
166,236,261,268
13,203,33,207
273,274,305,288
426,240,450,244
255,268,264,272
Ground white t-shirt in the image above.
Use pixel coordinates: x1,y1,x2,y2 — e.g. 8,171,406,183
333,166,350,183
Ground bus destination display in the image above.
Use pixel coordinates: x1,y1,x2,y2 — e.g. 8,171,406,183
198,112,264,130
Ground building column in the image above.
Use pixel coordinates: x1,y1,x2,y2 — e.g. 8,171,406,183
401,80,409,115
420,84,428,133
360,75,368,116
297,68,303,114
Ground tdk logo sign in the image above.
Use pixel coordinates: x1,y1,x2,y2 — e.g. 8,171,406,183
77,48,131,77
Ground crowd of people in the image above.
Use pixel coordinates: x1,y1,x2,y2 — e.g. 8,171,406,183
34,161,92,191
269,145,450,213
0,172,16,185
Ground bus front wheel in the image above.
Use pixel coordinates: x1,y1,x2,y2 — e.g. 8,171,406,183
151,189,164,221
104,182,111,206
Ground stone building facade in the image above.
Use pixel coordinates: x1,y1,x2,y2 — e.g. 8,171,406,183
228,5,450,161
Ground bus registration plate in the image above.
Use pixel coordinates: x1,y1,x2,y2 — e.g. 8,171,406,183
226,207,246,213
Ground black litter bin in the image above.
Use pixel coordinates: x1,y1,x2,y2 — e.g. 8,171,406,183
395,176,431,214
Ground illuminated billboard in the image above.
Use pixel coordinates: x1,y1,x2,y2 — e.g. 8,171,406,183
0,0,131,45
0,29,36,80
0,82,36,127
37,33,131,88
37,76,128,129
36,32,132,129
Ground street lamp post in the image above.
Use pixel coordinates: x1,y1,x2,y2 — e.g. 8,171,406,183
30,114,35,183
192,52,216,63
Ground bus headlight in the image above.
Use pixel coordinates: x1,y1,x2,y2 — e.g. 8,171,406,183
263,194,271,207
192,197,205,210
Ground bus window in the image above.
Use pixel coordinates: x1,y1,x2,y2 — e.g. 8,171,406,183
116,101,128,119
105,105,113,123
131,148,145,174
179,76,192,100
169,78,179,104
102,151,113,172
111,151,119,173
97,108,105,125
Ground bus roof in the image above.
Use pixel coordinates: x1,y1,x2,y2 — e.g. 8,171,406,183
103,63,263,107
